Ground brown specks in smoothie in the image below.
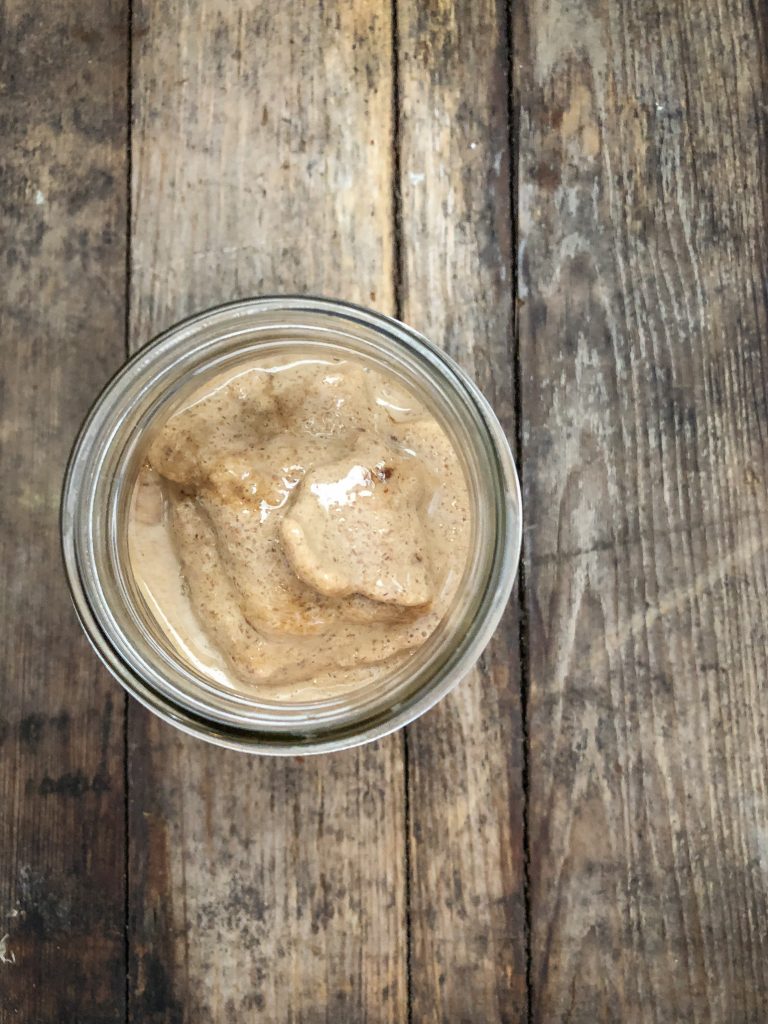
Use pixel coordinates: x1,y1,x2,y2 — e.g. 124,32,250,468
129,354,470,698
281,444,432,608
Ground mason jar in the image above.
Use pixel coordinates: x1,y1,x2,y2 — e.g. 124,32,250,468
61,297,521,754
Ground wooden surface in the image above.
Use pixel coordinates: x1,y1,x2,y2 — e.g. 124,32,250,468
517,0,768,1020
1,1,767,1022
0,1,128,1020
397,2,527,1020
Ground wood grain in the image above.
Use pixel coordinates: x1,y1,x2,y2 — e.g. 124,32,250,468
2,0,766,1019
396,1,527,1021
0,1,128,1021
130,0,394,345
516,0,768,1020
127,2,406,1021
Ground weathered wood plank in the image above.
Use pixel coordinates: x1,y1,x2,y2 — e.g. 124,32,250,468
130,0,394,345
127,2,406,1021
517,0,768,1020
396,1,527,1020
0,1,128,1021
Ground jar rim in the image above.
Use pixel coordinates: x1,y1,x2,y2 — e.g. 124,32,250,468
61,296,522,754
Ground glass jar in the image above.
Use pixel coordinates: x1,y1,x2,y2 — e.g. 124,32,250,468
61,297,521,754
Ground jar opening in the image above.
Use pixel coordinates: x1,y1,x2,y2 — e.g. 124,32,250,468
62,298,521,753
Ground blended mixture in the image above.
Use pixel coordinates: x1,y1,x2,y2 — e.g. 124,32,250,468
128,352,471,701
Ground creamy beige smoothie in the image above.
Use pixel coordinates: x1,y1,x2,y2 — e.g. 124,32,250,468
128,352,470,702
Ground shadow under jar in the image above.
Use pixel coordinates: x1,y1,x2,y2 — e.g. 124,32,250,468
61,297,521,754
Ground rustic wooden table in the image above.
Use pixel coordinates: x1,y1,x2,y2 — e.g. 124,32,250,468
2,0,767,1021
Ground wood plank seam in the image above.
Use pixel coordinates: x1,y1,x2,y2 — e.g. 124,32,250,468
125,0,134,363
391,5,414,1023
391,0,405,326
124,3,134,1022
505,0,533,1019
